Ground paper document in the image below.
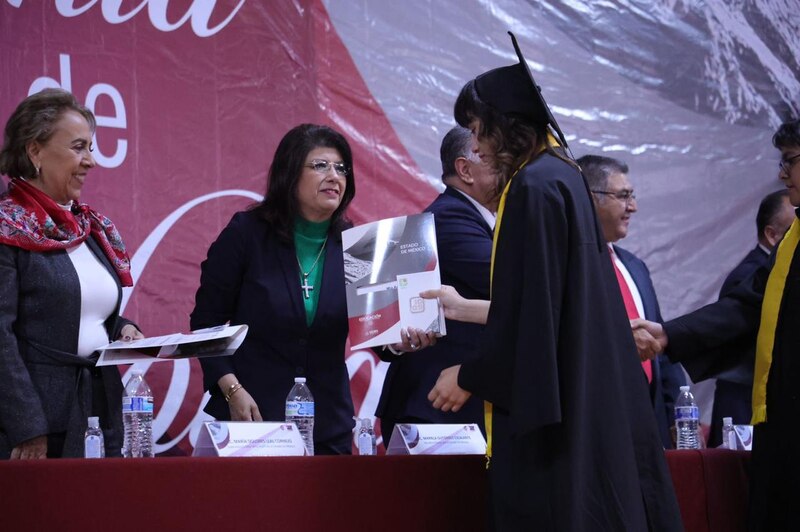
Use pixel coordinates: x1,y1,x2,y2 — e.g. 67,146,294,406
343,213,446,350
96,324,248,366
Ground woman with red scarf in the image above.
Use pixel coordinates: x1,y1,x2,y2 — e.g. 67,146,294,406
0,89,142,459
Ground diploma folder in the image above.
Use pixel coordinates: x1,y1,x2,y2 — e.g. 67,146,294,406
96,324,248,366
343,213,446,350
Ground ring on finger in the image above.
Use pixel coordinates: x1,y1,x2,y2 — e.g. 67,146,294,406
409,343,418,350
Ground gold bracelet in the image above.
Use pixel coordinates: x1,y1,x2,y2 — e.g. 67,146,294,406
224,382,244,402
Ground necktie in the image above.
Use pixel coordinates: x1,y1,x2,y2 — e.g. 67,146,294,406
609,248,652,384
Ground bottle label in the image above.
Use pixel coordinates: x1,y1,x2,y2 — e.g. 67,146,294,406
357,433,373,455
84,435,103,458
122,396,154,413
675,405,699,421
285,401,314,417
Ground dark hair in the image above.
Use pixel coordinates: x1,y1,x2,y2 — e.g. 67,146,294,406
773,118,800,150
0,88,96,179
576,154,629,191
756,189,790,239
440,126,472,181
252,124,355,242
454,79,572,190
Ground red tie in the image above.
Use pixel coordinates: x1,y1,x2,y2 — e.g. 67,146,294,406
609,248,653,383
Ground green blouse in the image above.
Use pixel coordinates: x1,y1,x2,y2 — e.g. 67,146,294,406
294,217,331,326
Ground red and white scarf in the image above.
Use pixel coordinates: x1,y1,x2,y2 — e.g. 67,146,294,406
0,178,133,286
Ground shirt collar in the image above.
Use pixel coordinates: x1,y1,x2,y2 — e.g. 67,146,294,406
452,188,496,230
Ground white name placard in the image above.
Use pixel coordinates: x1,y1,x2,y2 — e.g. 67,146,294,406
385,423,486,455
192,421,306,457
733,425,753,451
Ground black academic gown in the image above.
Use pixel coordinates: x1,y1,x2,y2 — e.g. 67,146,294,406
665,214,800,531
458,153,683,531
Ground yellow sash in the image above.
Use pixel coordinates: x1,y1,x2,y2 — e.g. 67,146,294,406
751,218,800,424
484,157,530,461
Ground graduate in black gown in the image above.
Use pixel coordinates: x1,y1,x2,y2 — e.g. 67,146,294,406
427,33,683,531
634,117,800,531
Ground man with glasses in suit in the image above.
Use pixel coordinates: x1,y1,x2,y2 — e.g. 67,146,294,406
579,154,686,448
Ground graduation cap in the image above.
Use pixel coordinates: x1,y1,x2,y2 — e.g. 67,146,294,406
474,31,569,150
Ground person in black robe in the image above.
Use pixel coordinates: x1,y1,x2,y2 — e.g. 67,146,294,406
634,117,800,531
426,32,683,531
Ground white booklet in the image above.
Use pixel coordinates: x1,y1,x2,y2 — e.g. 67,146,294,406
342,213,446,350
96,324,248,366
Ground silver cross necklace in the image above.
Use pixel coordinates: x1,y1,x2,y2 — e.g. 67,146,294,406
297,236,328,299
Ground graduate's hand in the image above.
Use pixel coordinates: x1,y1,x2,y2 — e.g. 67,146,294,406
428,365,471,412
630,318,668,360
228,388,263,422
420,285,490,325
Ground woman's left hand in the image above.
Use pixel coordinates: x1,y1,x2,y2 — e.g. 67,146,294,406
390,327,437,353
118,324,145,342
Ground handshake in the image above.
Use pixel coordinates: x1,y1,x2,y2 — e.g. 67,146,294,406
630,319,669,361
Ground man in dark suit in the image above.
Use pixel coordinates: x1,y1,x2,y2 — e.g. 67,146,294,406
376,126,497,445
580,154,686,448
707,189,795,446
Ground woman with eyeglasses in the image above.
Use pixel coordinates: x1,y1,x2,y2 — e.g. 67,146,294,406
191,124,432,455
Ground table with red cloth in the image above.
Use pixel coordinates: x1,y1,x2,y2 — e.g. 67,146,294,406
0,450,748,532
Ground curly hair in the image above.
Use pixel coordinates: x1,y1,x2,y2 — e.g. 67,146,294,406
454,79,573,198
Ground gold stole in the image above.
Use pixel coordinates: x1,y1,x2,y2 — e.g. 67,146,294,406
483,157,530,460
751,218,800,424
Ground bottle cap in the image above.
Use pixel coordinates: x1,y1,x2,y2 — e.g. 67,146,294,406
680,385,690,392
723,417,733,425
87,416,100,428
294,377,306,383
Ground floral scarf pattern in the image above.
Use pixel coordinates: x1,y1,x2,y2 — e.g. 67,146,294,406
0,178,133,286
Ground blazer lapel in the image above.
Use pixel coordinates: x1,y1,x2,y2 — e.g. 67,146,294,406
276,240,306,323
311,234,343,328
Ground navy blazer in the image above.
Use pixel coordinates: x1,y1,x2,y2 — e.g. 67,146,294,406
376,187,492,437
191,210,354,454
614,245,686,448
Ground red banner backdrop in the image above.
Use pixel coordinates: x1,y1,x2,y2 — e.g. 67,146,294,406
0,0,439,453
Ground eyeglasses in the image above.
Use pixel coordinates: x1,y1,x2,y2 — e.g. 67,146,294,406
779,153,800,174
591,189,636,204
305,159,349,177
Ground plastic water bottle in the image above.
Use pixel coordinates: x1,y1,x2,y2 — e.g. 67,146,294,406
285,377,314,456
122,369,154,458
357,418,376,456
675,385,701,450
84,416,105,458
721,416,737,450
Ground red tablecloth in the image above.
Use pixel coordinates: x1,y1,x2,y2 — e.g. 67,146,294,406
0,450,749,532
